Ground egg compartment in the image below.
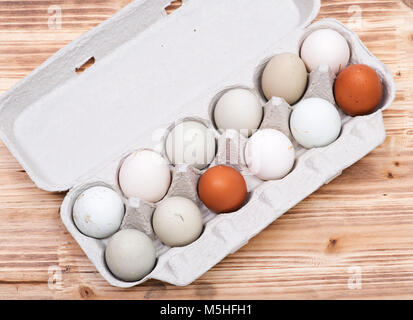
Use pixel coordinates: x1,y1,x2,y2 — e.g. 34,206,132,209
0,0,396,288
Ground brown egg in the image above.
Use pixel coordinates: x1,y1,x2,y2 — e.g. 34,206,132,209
198,165,247,214
334,64,383,116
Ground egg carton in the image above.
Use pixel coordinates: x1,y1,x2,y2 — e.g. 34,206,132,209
0,0,395,288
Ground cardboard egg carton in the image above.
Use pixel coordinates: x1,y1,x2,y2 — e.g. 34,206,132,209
0,0,395,288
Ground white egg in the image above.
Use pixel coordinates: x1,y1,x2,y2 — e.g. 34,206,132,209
245,129,295,181
119,150,171,202
214,88,263,137
165,121,216,170
290,98,342,149
73,186,125,239
105,229,156,282
153,197,203,247
300,29,350,74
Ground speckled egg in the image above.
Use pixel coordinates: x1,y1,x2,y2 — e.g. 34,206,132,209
73,186,125,239
334,64,383,116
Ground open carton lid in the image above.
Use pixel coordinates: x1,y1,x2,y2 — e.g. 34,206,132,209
0,0,320,192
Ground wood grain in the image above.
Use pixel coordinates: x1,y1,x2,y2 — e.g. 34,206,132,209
0,0,412,300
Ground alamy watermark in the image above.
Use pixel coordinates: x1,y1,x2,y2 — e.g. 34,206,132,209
347,5,363,30
48,5,62,30
348,266,362,290
48,265,63,290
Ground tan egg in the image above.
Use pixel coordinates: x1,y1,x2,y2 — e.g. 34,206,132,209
261,53,308,105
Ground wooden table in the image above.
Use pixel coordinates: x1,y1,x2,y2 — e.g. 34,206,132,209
0,0,412,300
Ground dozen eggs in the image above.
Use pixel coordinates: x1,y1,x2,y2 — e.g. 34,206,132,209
72,28,384,282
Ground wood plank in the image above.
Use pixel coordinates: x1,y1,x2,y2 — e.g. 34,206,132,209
0,0,412,299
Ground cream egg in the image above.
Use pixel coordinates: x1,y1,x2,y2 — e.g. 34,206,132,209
105,229,156,282
119,150,171,202
290,98,342,149
165,121,216,170
261,53,308,105
214,88,263,137
245,129,295,180
153,197,203,247
73,186,124,239
300,29,350,75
